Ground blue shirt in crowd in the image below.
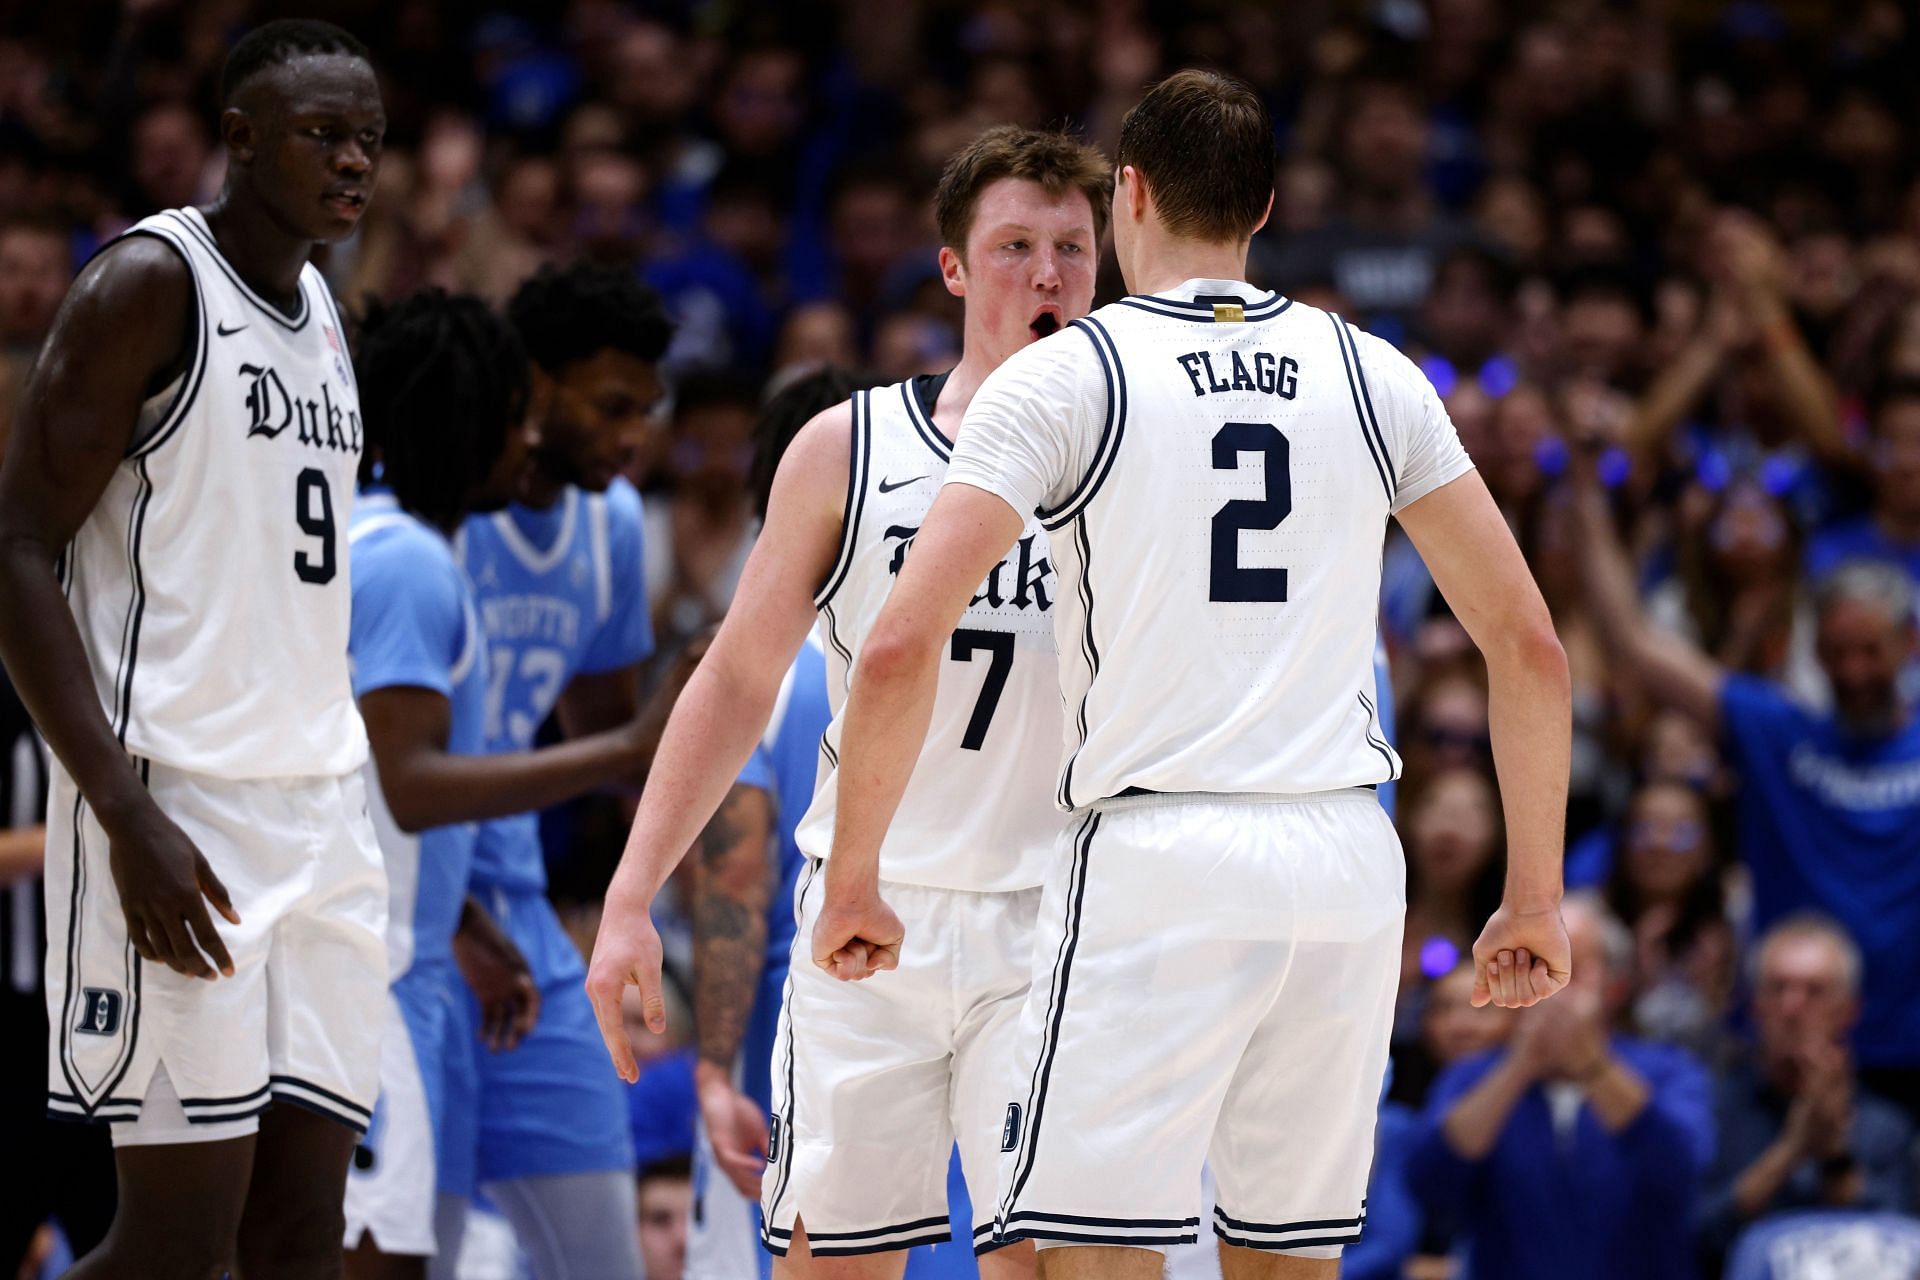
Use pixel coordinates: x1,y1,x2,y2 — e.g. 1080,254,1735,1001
1720,675,1920,1068
1403,1037,1714,1280
1805,518,1920,589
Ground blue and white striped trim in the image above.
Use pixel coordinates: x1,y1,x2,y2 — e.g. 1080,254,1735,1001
997,1210,1201,1248
1212,1201,1368,1251
813,390,871,607
1115,289,1292,323
1356,690,1402,782
269,1075,373,1133
1329,314,1395,504
1038,318,1126,532
46,1092,143,1123
762,1214,952,1258
896,377,953,461
180,1082,275,1125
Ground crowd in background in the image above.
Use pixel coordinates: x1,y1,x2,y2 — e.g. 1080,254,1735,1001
6,2,1920,1278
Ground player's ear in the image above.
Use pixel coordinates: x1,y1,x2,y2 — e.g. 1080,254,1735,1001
1251,190,1274,239
221,107,256,165
938,244,967,299
1121,165,1149,224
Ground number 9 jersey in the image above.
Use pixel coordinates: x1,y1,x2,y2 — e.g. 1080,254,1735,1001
61,206,368,779
795,375,1065,893
943,280,1474,809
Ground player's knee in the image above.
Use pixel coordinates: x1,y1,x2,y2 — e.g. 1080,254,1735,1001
239,1189,349,1273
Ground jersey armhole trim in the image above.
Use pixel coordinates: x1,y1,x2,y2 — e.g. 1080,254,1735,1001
1329,313,1395,505
106,227,206,461
315,274,358,392
1038,318,1126,532
812,391,870,608
171,208,311,331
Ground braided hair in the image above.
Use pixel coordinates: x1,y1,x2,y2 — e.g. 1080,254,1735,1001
507,262,673,375
354,288,529,530
221,20,370,105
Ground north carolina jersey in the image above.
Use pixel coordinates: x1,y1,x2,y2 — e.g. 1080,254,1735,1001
944,280,1473,807
457,479,653,891
348,489,488,977
61,206,367,779
795,374,1065,892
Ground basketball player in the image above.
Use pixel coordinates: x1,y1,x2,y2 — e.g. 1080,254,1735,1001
437,263,671,1279
816,71,1573,1280
342,290,668,1276
0,21,389,1280
586,126,1112,1277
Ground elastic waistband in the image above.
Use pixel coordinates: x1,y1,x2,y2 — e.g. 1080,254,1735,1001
1089,787,1383,816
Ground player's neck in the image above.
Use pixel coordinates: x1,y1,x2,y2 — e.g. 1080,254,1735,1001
932,347,1000,442
517,471,565,511
198,190,316,317
1124,238,1251,299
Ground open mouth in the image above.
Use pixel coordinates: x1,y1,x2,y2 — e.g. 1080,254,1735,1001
1029,306,1062,340
325,189,367,216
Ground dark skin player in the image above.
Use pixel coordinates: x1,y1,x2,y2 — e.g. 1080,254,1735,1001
0,42,385,1280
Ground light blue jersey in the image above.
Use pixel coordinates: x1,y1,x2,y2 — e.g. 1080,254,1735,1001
349,488,488,975
458,478,654,893
442,478,653,1191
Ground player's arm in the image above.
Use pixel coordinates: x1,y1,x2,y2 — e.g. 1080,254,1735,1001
1565,443,1725,731
689,780,776,1196
0,825,45,881
586,403,848,1080
555,666,641,740
1396,469,1571,1007
0,238,239,980
813,483,1025,980
359,684,653,831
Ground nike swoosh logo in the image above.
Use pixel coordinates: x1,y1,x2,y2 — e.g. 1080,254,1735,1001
878,475,928,494
216,321,247,336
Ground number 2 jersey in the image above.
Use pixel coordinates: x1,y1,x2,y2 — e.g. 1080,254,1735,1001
61,206,367,779
943,279,1473,807
795,373,1066,893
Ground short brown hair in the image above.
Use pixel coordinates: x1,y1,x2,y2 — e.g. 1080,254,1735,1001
933,125,1112,257
1116,69,1276,243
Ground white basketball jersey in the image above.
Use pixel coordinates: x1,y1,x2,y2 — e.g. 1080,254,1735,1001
944,280,1474,808
60,207,368,780
793,376,1066,892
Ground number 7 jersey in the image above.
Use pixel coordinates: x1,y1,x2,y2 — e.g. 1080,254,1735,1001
61,207,368,780
943,280,1475,808
794,374,1066,893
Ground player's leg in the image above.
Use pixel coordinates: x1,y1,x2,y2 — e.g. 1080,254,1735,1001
1032,1247,1162,1279
345,969,452,1279
761,872,957,1275
236,768,389,1279
1216,1252,1338,1279
66,1130,256,1279
1207,796,1401,1280
46,761,281,1279
948,885,1041,1280
1000,802,1354,1275
235,1104,361,1279
472,889,643,1278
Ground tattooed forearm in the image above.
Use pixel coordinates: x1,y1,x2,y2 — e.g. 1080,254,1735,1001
692,784,774,1068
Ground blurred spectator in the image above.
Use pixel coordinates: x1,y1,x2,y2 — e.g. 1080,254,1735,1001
1397,766,1505,1013
1268,71,1480,340
644,369,761,658
636,1155,691,1280
1576,446,1920,1114
1404,895,1715,1280
1806,379,1920,586
0,217,66,442
1699,915,1915,1267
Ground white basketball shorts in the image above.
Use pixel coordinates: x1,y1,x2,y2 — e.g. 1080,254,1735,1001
994,789,1404,1258
44,755,388,1145
345,961,458,1255
761,862,1039,1258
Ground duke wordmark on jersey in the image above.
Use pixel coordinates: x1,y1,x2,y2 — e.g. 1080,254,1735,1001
886,526,1055,614
240,360,364,453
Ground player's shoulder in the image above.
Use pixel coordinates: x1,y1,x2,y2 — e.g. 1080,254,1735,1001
60,224,194,335
353,502,459,586
1332,314,1429,393
776,394,857,489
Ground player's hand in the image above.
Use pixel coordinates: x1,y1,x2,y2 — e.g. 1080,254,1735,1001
586,895,667,1083
105,799,239,980
695,1058,770,1198
811,892,904,982
453,901,540,1052
1469,901,1570,1009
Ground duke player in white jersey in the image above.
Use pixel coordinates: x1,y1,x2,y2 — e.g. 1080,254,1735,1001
587,127,1113,1278
819,72,1575,1280
0,22,391,1280
341,291,664,1278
